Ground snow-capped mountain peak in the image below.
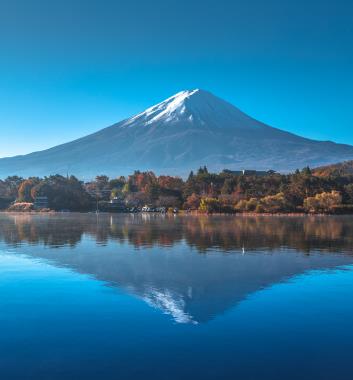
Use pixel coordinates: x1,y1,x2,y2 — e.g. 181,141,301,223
124,88,261,129
126,89,201,126
142,89,200,124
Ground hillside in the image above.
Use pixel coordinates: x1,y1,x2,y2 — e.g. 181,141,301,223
313,160,353,177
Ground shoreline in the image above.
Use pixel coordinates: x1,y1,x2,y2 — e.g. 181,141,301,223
1,210,351,217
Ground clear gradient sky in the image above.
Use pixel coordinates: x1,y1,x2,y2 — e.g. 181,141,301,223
0,0,352,158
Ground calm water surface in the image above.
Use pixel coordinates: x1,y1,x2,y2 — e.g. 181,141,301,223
1,213,353,379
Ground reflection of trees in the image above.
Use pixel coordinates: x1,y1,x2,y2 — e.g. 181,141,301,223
0,214,85,247
0,213,353,254
183,216,353,253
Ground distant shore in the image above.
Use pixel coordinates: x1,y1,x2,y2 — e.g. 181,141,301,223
2,166,353,215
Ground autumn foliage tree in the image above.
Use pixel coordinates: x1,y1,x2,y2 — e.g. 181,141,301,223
199,197,221,213
184,193,201,210
4,164,353,213
304,191,342,213
18,178,40,202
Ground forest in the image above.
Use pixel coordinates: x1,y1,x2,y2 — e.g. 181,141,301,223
1,165,353,214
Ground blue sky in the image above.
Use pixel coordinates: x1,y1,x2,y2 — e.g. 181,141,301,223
0,0,352,157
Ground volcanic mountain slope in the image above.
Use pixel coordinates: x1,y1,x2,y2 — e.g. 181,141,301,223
1,89,353,178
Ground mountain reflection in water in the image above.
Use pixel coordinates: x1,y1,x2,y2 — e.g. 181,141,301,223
1,213,353,324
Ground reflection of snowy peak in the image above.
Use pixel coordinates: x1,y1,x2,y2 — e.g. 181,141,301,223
2,214,353,324
8,244,353,324
143,288,197,324
1,89,353,178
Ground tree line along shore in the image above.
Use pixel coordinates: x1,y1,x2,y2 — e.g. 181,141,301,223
1,166,353,214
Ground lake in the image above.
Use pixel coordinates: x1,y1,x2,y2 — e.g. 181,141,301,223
1,213,353,379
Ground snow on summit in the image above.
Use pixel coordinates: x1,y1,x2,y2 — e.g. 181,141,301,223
124,88,261,129
126,89,201,126
144,89,199,124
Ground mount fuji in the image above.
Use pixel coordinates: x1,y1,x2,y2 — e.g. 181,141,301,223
1,89,353,178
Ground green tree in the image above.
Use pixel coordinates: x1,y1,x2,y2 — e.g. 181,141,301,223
31,175,92,211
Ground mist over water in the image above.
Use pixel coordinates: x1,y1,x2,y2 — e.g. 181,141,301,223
1,213,353,379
